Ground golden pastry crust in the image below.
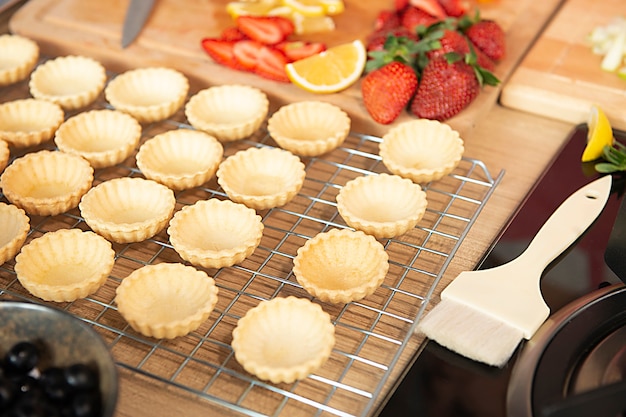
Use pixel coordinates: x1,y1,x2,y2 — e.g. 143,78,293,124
217,146,306,210
293,228,389,304
167,198,264,269
105,67,189,123
136,129,224,190
55,109,142,169
0,139,8,173
0,202,30,266
336,173,428,238
185,85,269,142
14,229,115,302
0,98,64,148
267,101,350,157
79,177,176,243
0,34,39,87
379,119,464,184
29,55,107,111
0,150,94,216
115,263,219,339
231,296,335,384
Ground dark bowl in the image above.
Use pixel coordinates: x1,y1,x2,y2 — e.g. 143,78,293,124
0,300,118,416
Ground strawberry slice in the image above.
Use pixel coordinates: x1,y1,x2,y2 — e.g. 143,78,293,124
409,0,446,18
200,38,243,70
275,41,326,62
220,26,247,42
233,40,264,70
254,46,290,82
236,16,293,45
438,0,468,17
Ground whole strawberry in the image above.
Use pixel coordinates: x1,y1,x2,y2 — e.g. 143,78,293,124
411,53,498,121
362,61,418,124
465,19,506,61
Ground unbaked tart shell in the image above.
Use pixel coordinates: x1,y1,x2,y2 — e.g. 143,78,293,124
0,34,39,87
379,119,464,184
0,150,94,216
336,173,428,239
293,228,389,304
217,146,305,210
0,98,64,148
231,296,335,384
115,263,219,339
79,177,176,243
136,129,224,190
14,228,115,302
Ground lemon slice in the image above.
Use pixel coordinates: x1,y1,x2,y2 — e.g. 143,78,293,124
291,12,335,34
582,104,614,162
226,1,282,18
285,39,366,94
319,0,345,15
282,0,325,17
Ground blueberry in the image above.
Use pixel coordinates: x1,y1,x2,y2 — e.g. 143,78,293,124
64,364,98,392
4,342,39,374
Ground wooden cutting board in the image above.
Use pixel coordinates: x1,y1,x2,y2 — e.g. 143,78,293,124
501,0,626,131
9,0,563,137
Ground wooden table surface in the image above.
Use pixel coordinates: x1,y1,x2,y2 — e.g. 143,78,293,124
0,1,583,416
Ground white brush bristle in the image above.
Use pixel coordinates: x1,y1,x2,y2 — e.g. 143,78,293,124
416,299,524,367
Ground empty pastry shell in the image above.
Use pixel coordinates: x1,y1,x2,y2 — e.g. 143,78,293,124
14,228,115,302
105,67,189,124
185,85,269,142
115,263,219,339
0,139,8,173
217,147,305,210
336,173,428,239
0,203,30,266
231,296,335,384
136,129,224,190
167,198,264,269
0,34,39,87
267,101,350,157
29,55,106,111
379,119,464,184
293,228,389,304
0,150,94,216
79,177,176,243
0,98,64,148
55,109,142,169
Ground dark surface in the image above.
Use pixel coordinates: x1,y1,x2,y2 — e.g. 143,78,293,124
378,123,626,417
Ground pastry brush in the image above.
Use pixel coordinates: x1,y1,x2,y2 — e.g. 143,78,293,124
417,174,612,367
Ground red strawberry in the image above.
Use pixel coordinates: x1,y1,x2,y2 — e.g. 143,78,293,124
200,38,243,70
437,0,468,17
362,61,418,124
395,0,410,12
426,29,495,71
275,41,326,62
409,0,446,19
374,10,401,32
465,20,506,61
411,56,478,120
254,46,290,82
235,16,292,45
401,6,440,32
366,26,418,52
233,39,264,70
220,26,247,42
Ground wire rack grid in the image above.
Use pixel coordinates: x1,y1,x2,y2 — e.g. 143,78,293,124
0,76,503,417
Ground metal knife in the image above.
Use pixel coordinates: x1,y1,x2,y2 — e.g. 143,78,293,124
121,0,155,48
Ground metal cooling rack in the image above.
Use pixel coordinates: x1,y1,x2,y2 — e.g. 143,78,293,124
0,75,503,417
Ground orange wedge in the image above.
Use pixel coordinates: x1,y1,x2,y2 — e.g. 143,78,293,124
285,40,366,94
582,104,614,162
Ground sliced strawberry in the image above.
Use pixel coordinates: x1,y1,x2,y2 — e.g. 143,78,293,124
254,46,290,82
409,0,446,19
271,16,295,38
220,26,247,42
233,40,264,70
275,41,326,62
200,38,243,70
401,6,439,32
437,0,468,17
395,0,410,12
236,16,291,45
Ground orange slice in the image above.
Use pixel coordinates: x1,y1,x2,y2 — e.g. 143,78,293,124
582,104,614,162
285,39,366,93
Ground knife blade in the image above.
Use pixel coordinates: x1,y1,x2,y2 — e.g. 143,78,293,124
121,0,155,48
